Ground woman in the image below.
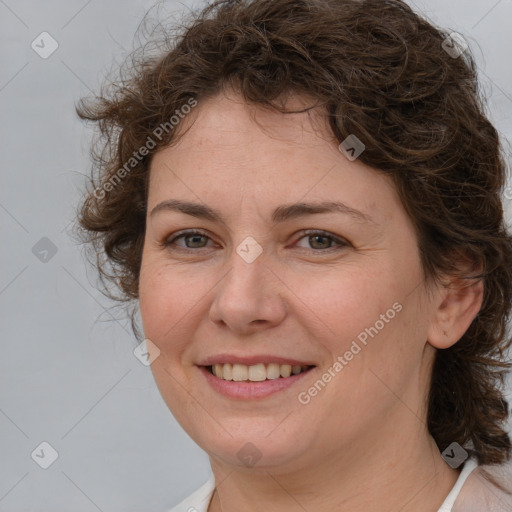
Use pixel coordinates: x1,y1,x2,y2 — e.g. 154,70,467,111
75,0,512,510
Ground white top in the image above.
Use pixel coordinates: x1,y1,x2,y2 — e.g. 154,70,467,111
168,459,480,512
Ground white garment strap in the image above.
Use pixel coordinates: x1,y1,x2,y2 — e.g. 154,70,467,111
437,458,479,512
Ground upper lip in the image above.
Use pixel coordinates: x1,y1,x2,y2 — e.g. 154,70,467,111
198,354,316,367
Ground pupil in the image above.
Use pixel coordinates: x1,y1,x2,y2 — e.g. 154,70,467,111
188,235,205,248
311,235,329,249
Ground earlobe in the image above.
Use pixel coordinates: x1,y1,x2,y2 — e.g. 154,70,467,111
427,277,484,350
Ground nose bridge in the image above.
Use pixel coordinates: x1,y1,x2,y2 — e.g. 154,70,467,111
228,238,269,294
209,238,287,333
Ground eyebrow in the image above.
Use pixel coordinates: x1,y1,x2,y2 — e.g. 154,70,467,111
150,199,376,225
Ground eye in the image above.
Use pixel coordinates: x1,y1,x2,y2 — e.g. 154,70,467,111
161,229,349,252
294,230,349,251
163,230,214,250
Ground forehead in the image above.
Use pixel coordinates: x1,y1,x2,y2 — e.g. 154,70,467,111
153,87,338,158
148,90,401,226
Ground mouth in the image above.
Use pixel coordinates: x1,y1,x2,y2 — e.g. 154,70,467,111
198,360,317,400
206,363,314,381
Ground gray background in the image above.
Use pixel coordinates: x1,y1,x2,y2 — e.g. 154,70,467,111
1,1,511,511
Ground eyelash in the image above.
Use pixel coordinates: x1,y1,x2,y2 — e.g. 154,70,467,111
161,229,349,253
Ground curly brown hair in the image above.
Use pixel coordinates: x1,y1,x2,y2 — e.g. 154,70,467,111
75,0,512,466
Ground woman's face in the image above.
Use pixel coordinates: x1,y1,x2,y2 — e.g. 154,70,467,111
139,89,441,473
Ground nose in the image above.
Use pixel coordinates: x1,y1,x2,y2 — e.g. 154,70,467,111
208,248,287,335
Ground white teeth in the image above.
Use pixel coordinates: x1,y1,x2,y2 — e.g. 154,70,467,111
280,364,292,378
266,363,281,380
248,364,267,382
222,363,233,381
210,363,311,381
232,364,248,381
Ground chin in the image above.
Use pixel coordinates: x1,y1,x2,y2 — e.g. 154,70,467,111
193,424,312,473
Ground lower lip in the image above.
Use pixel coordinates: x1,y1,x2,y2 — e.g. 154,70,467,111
199,366,314,399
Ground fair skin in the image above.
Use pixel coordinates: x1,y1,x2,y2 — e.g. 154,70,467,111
138,88,483,512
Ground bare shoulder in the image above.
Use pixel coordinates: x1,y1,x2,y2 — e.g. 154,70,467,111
452,462,512,512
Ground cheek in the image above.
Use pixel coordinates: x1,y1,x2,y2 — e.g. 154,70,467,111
139,257,202,340
139,261,170,339
138,258,201,417
294,262,404,350
138,262,192,369
303,260,428,399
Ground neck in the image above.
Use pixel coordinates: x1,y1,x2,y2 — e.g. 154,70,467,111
207,419,460,512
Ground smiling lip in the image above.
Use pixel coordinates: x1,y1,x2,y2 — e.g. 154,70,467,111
198,355,315,400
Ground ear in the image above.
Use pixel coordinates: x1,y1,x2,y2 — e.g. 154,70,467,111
427,276,484,350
